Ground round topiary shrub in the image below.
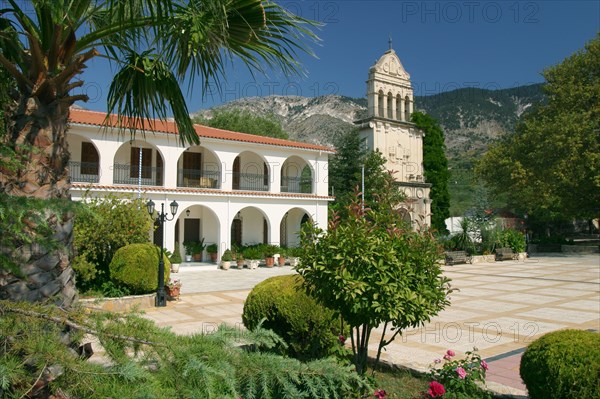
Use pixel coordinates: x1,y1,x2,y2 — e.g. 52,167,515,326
520,329,600,399
109,243,170,294
242,274,345,361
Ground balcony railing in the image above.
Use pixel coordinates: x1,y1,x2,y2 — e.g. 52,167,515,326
281,176,313,194
178,169,220,189
69,161,99,183
113,163,163,186
232,172,269,191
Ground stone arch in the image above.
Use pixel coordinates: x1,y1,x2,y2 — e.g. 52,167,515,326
281,156,313,193
68,133,100,183
279,207,313,248
113,140,164,186
177,145,221,188
232,151,269,191
398,207,412,225
387,91,393,119
172,204,220,261
231,206,271,246
395,94,402,121
404,95,411,122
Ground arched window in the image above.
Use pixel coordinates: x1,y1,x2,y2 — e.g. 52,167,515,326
387,92,393,119
396,94,402,120
378,90,384,117
404,95,411,122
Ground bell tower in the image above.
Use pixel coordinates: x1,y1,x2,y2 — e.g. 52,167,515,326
355,44,431,227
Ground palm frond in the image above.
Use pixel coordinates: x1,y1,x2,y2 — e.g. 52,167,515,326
164,0,320,92
106,49,198,145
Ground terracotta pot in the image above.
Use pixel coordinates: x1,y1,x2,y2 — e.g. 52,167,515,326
264,256,275,267
166,286,181,300
193,253,202,262
237,259,245,269
277,256,285,267
209,252,218,263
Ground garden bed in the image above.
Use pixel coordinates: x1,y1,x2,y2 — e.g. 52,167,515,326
79,293,156,312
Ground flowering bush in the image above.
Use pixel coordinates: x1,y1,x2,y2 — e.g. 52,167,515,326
426,348,492,398
167,279,182,290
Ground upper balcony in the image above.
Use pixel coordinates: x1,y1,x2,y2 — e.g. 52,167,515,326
67,130,329,197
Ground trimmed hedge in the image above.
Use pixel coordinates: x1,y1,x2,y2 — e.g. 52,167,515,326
520,329,600,399
109,243,170,294
242,275,345,361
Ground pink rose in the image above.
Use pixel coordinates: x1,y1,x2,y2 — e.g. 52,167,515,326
446,349,455,357
427,381,446,397
456,366,467,379
374,389,387,398
481,360,489,370
443,354,451,361
434,358,441,364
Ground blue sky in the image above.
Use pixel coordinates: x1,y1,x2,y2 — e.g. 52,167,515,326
78,1,599,113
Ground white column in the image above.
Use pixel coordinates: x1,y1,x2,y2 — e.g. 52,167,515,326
373,92,379,117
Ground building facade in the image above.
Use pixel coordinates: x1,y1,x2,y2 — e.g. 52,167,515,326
67,109,332,260
354,47,431,226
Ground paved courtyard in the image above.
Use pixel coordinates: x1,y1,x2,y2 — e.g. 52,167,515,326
143,254,600,397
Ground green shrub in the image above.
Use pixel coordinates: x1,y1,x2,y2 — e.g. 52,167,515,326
520,329,600,399
498,228,526,252
109,243,170,294
242,275,345,361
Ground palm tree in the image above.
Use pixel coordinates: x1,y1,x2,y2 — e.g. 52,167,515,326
0,0,317,306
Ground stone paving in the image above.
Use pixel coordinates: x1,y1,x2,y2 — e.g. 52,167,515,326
143,254,600,398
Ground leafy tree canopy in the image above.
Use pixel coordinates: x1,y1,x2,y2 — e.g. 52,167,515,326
72,194,153,293
412,112,450,234
298,182,451,375
476,34,600,222
194,108,288,139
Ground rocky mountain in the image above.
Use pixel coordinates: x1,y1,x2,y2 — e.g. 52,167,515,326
193,84,544,160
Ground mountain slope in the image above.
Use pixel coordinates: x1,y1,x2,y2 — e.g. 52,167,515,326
193,84,544,157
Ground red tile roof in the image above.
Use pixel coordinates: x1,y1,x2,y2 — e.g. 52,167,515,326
69,108,334,153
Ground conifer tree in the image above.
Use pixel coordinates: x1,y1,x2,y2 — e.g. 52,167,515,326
412,112,451,234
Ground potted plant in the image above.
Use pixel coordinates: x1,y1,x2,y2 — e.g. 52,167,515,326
277,247,286,267
263,245,277,268
221,249,233,270
206,243,218,263
192,238,206,262
169,243,182,273
243,247,261,269
166,279,182,300
287,247,301,267
183,241,194,262
235,251,245,269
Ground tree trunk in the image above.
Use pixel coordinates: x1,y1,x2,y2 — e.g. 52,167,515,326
0,98,77,307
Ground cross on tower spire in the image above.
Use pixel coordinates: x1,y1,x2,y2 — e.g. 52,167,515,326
388,35,393,50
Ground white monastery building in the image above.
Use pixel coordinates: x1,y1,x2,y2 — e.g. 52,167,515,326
355,46,431,226
67,109,332,260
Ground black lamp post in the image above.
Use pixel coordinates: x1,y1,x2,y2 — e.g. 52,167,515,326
146,199,178,307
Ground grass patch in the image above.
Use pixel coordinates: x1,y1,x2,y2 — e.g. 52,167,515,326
372,367,429,398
